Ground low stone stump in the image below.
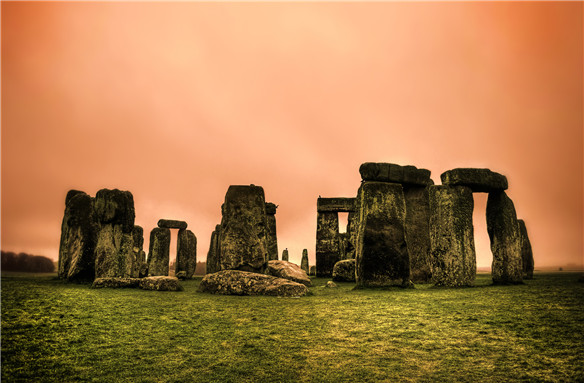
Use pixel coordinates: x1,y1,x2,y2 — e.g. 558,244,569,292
265,260,312,287
92,277,141,288
139,276,183,291
332,259,356,282
199,270,308,297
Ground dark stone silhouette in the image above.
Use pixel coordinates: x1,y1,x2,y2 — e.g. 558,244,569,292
147,227,171,276
219,185,268,273
309,265,316,276
487,191,523,284
265,202,279,261
282,248,289,262
265,260,311,286
176,229,197,279
403,185,432,283
518,219,534,279
441,168,508,193
332,259,356,282
206,225,221,274
355,182,411,287
157,219,188,230
429,185,476,287
338,233,351,260
132,226,147,278
316,212,339,277
301,249,309,273
316,198,355,212
199,270,308,297
359,163,432,186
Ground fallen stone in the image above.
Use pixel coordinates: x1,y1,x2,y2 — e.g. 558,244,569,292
281,248,289,262
441,168,508,193
148,227,171,276
139,276,183,291
429,186,476,287
518,220,534,280
157,219,188,230
359,163,432,186
487,191,523,284
265,202,279,261
301,249,309,273
316,212,339,277
355,182,410,287
198,270,308,297
332,259,356,282
91,277,141,289
317,198,356,212
403,185,432,283
325,281,337,288
219,185,268,273
176,229,197,279
265,260,312,286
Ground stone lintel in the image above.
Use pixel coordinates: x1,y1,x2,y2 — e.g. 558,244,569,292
157,219,188,230
317,197,356,212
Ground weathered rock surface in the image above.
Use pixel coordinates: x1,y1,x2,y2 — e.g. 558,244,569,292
148,227,171,276
338,233,351,260
359,163,432,186
139,276,183,291
429,186,476,287
265,260,312,287
58,191,99,282
176,229,197,279
157,219,188,230
403,185,432,283
265,202,279,261
309,265,316,276
317,198,356,212
93,189,135,233
355,182,411,287
132,226,146,278
316,212,339,277
301,249,309,273
219,185,268,273
332,259,356,282
487,191,523,284
206,225,221,274
199,270,308,297
441,168,508,193
518,220,534,279
282,248,289,262
325,281,337,288
91,277,141,288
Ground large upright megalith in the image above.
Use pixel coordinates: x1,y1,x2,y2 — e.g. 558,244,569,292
281,248,289,262
206,225,221,274
487,191,523,284
355,182,410,287
219,185,268,273
316,212,339,277
265,203,279,261
132,225,146,278
518,219,534,279
301,249,309,273
93,189,136,279
148,227,171,276
176,229,197,279
429,186,476,287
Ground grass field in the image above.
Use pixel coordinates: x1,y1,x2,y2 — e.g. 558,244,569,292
2,272,583,382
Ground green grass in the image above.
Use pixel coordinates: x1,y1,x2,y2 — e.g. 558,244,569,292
2,272,583,382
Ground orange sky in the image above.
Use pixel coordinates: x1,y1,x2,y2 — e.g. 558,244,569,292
2,1,582,269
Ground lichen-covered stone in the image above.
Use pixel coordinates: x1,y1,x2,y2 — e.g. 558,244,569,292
176,229,197,279
332,259,356,282
206,225,221,274
132,226,146,278
93,189,135,233
198,270,308,297
309,265,316,276
355,182,411,287
359,163,432,186
157,219,188,230
148,227,171,276
317,198,356,212
94,224,134,278
487,191,523,284
139,276,183,291
58,191,99,282
265,203,279,261
441,168,508,193
301,249,309,273
91,277,141,288
403,185,432,283
316,212,339,277
265,260,312,286
518,219,534,279
281,248,289,262
429,186,476,287
219,185,268,273
338,233,351,260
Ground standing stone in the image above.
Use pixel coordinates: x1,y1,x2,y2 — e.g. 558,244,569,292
346,211,357,259
429,186,476,287
338,233,351,260
487,191,523,284
265,202,279,261
176,229,197,279
93,189,136,279
309,265,316,276
58,191,99,282
518,219,534,279
403,185,432,283
316,212,339,277
282,248,289,262
219,185,268,273
206,225,221,274
148,227,171,276
132,226,147,278
355,182,410,287
301,249,309,273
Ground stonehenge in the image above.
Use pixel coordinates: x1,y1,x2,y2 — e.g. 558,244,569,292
301,249,309,273
316,197,355,277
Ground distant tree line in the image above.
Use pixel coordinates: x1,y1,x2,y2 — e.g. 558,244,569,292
1,251,55,273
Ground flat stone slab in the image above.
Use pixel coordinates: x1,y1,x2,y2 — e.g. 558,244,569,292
92,277,141,288
199,270,308,297
139,276,183,291
265,260,312,286
359,163,432,186
440,168,508,192
157,219,188,229
317,198,356,212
